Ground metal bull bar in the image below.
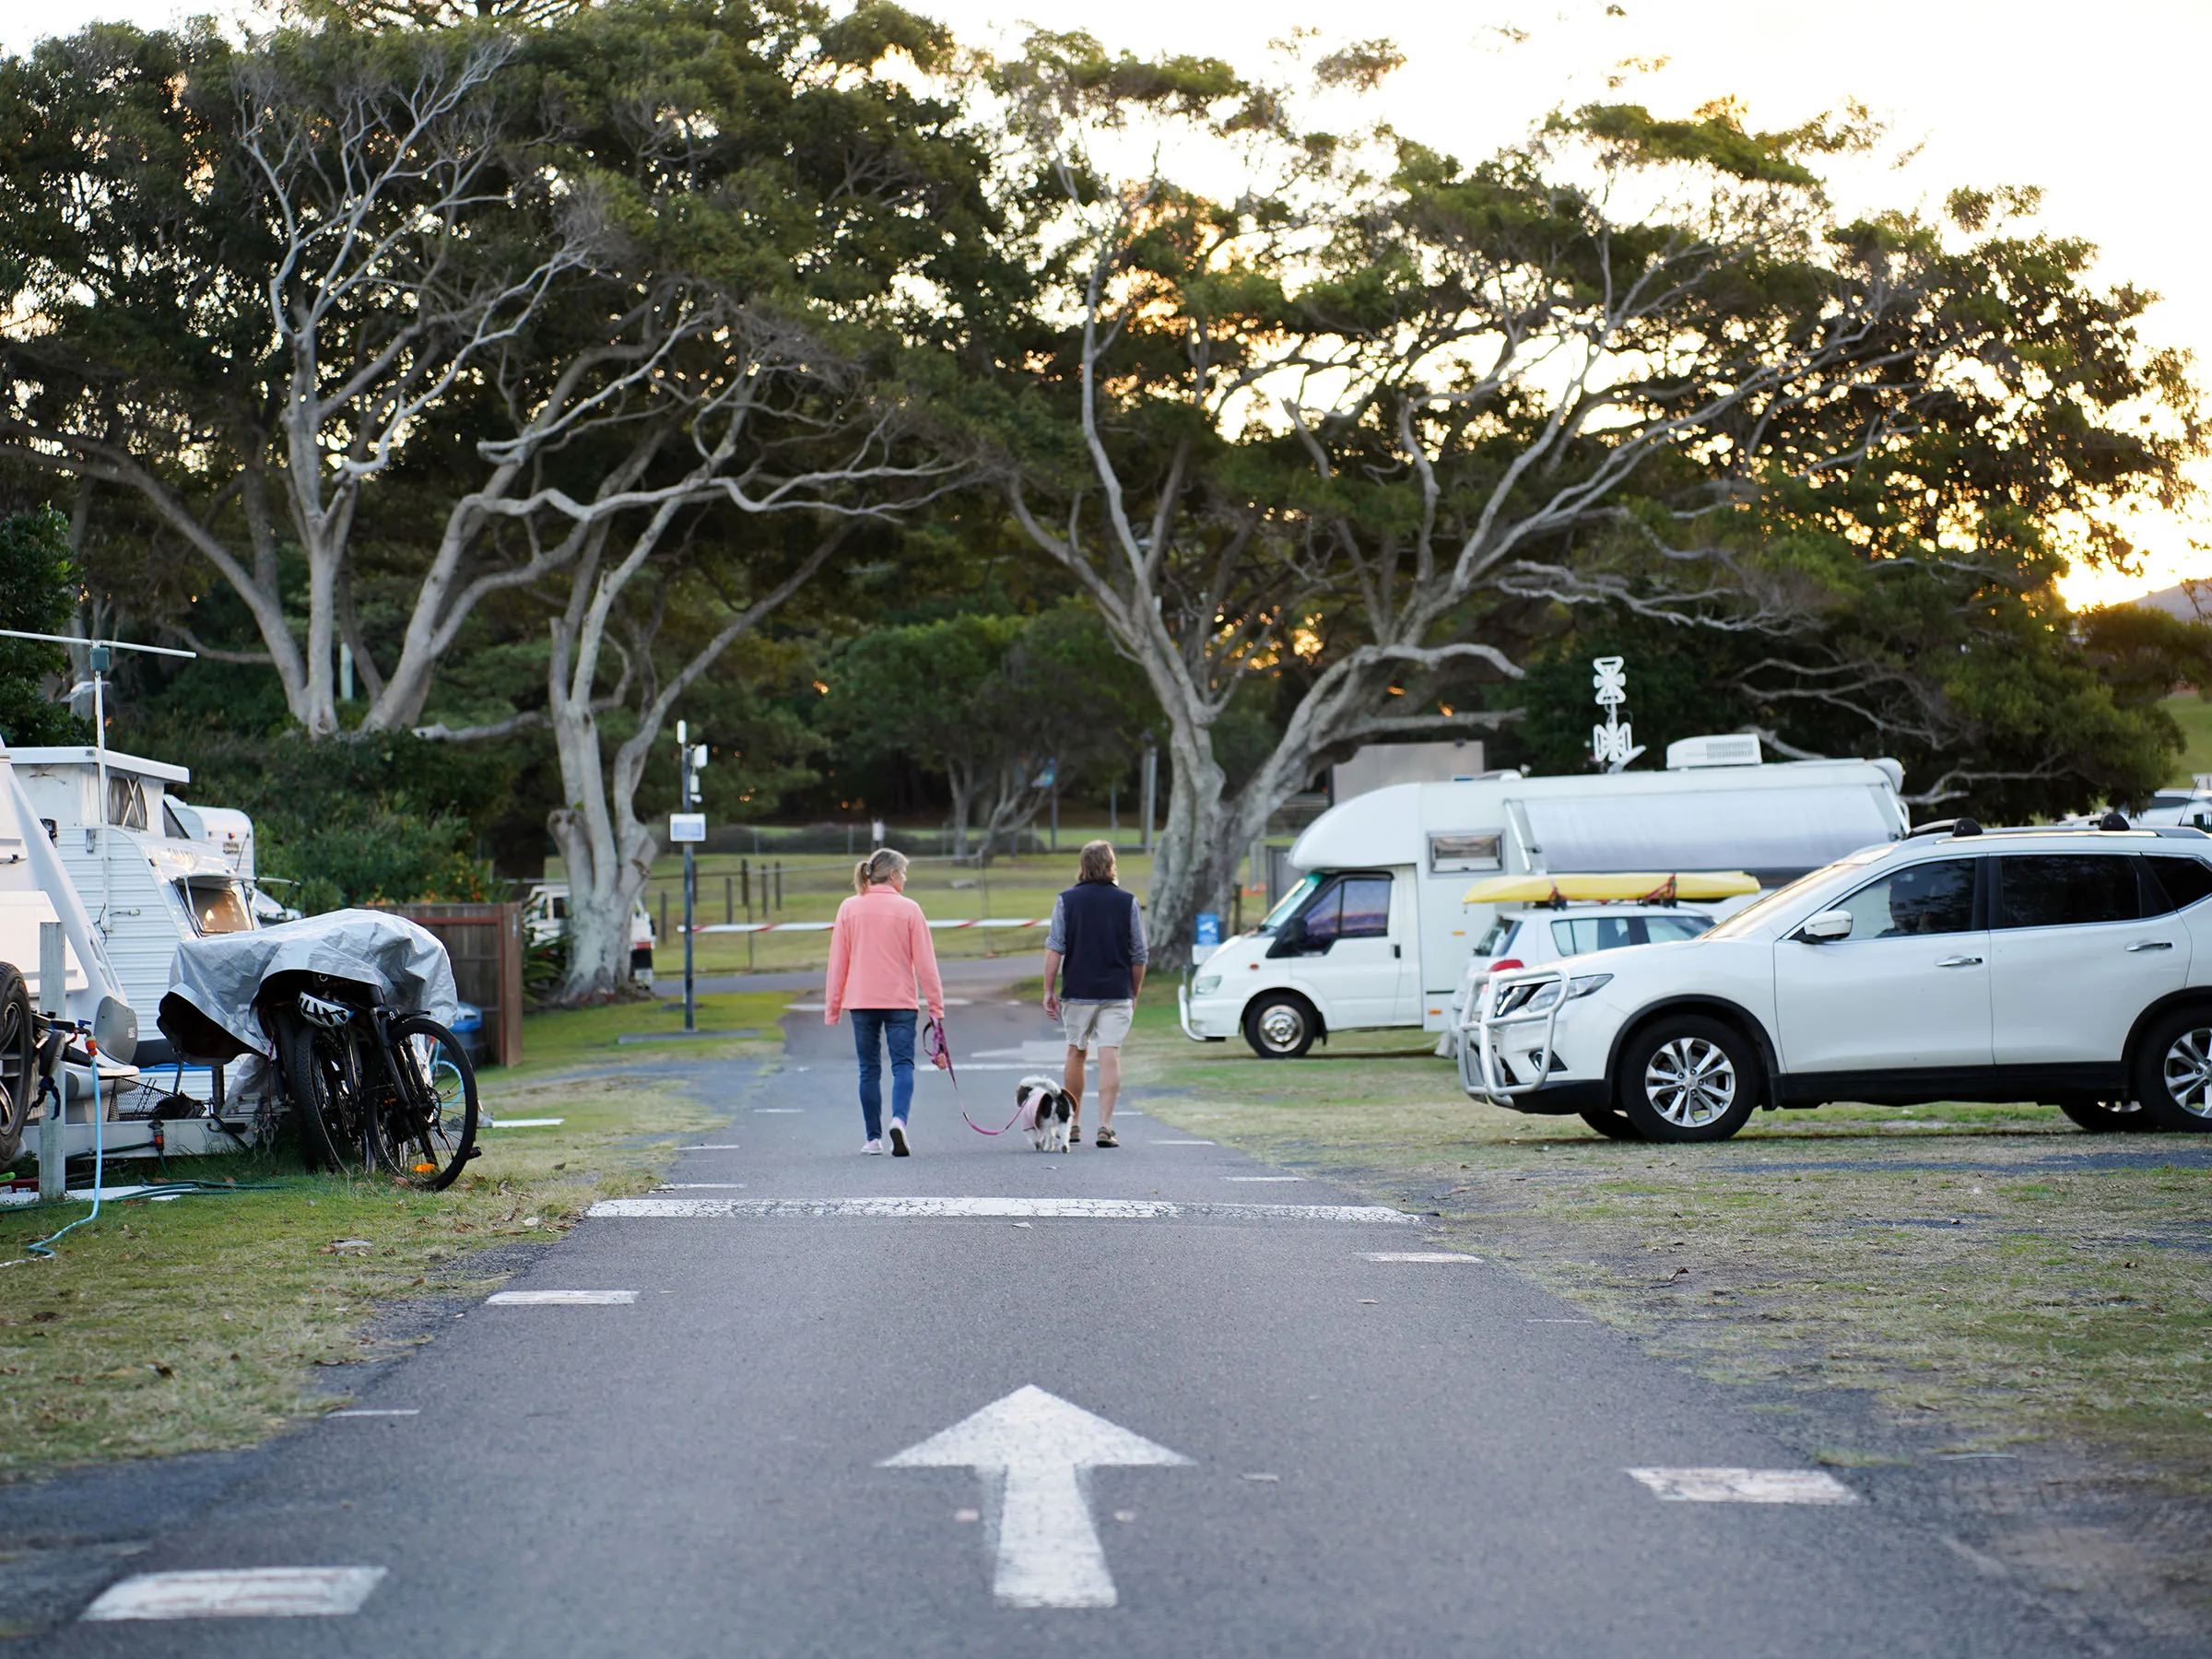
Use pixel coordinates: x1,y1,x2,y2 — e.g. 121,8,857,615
1457,967,1571,1102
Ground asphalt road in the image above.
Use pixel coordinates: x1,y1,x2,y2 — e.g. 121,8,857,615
37,990,2120,1656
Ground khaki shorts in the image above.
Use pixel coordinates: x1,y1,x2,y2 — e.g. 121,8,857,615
1060,999,1135,1053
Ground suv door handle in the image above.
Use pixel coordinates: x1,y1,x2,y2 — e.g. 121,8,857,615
1936,955,1983,968
2126,939,2175,952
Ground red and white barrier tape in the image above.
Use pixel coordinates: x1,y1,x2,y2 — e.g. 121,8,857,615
687,918,1049,935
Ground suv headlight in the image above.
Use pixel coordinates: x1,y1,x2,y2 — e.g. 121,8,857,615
1193,974,1221,996
1493,972,1612,1017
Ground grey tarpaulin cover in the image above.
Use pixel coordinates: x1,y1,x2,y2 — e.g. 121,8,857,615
158,908,460,1061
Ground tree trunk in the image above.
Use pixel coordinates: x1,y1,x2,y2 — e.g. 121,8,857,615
547,697,656,1004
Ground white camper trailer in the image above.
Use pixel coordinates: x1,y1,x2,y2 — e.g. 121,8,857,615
1179,747,1909,1057
9,747,261,1025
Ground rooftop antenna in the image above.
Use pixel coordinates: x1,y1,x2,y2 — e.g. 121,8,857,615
1590,655,1645,773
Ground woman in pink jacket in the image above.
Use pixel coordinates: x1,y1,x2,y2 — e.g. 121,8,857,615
824,847,945,1156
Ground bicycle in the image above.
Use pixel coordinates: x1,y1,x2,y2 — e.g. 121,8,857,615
270,978,479,1190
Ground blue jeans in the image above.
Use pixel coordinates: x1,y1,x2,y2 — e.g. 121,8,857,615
851,1008,916,1141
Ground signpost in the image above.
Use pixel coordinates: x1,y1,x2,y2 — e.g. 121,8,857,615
673,723,708,1032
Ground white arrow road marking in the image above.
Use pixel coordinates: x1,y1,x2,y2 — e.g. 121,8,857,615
1627,1467,1858,1503
83,1568,386,1620
485,1290,638,1306
882,1385,1189,1609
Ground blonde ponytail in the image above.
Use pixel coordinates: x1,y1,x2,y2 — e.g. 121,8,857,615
854,846,909,894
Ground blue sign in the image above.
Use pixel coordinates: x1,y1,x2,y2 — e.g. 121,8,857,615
1194,912,1220,947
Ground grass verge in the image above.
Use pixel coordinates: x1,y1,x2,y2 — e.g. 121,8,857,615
1124,985,2212,1492
0,991,783,1476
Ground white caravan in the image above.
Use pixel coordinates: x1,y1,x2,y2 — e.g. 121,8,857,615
9,747,261,1029
1179,743,1909,1057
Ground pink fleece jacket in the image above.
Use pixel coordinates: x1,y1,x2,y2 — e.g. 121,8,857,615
824,884,945,1023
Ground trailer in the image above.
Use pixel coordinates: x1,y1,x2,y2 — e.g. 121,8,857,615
1178,743,1909,1057
9,747,262,1036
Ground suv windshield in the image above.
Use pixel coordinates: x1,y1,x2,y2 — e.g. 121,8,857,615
1709,844,1892,939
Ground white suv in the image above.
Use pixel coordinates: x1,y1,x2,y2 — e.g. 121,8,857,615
1463,823,2212,1142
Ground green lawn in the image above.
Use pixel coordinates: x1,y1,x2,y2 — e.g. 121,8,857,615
2165,690,2212,784
0,996,781,1475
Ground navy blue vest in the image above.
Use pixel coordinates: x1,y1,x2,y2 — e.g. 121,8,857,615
1058,881,1137,1000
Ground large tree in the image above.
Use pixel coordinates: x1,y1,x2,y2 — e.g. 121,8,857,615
986,41,2204,946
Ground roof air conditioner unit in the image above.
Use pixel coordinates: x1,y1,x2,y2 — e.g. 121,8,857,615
1665,734,1763,771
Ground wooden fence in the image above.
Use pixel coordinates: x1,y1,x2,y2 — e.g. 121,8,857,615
382,901,524,1066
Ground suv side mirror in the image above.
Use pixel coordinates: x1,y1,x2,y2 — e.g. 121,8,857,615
1798,909,1853,943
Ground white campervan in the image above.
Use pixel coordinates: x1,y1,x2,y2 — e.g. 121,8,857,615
1179,739,1909,1057
9,747,262,1024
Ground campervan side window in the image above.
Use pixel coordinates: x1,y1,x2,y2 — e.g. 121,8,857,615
107,775,147,830
1303,876,1393,945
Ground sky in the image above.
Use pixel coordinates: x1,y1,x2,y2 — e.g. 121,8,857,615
8,0,2209,609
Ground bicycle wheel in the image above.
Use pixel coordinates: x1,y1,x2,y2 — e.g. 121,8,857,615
0,965,32,1167
277,1012,374,1178
373,1015,478,1191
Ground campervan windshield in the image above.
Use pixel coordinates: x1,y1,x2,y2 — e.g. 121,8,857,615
1256,874,1322,934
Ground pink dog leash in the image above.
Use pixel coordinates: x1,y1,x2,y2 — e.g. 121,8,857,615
925,1017,1028,1136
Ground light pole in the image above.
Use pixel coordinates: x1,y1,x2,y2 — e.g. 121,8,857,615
1139,733,1158,855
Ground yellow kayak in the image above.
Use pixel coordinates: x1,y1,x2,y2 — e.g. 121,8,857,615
1460,871,1761,905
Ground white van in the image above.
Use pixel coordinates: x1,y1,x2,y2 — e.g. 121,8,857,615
9,747,262,1024
524,883,657,982
1179,743,1909,1057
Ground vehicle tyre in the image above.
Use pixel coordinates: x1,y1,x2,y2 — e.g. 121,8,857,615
0,965,32,1167
2133,1006,2212,1132
2055,1097,2159,1134
371,1015,479,1192
1242,993,1318,1059
277,1011,373,1177
1616,1016,1761,1143
1577,1105,1642,1141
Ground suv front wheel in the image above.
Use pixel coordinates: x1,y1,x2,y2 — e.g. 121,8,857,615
2136,1007,2212,1132
1617,1015,1761,1143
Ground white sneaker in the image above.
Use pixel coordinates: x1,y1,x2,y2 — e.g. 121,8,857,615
889,1120,912,1157
864,1138,884,1155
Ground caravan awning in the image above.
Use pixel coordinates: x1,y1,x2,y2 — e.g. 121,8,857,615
1517,785,1897,880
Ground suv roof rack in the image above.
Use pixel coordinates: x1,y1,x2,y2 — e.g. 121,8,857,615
1901,819,2211,842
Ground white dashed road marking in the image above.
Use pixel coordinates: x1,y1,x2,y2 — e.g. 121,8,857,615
753,1108,804,1114
1224,1176,1303,1182
83,1568,386,1620
1151,1139,1216,1145
486,1290,640,1306
1627,1468,1858,1504
587,1196,1417,1224
680,1144,742,1150
485,1118,564,1128
658,1183,747,1189
1364,1252,1483,1263
329,1409,419,1418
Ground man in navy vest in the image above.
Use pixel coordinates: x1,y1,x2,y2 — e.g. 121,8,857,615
1041,840,1148,1147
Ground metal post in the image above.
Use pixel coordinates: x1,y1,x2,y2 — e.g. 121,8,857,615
1050,779,1059,851
1140,737,1158,855
92,649,110,938
742,858,750,916
724,874,734,925
37,922,65,1201
659,890,669,948
1109,775,1118,833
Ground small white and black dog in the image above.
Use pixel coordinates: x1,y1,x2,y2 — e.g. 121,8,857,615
1015,1074,1076,1153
